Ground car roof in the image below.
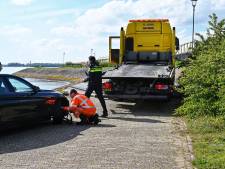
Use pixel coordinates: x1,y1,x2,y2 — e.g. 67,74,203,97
0,74,18,77
0,74,29,83
0,74,35,88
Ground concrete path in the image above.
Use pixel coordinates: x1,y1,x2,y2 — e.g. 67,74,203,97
0,98,192,169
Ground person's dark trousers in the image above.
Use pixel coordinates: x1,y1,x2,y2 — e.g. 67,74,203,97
89,114,101,125
77,114,89,125
85,84,108,115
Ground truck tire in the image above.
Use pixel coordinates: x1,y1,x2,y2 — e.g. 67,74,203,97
52,105,64,124
173,90,183,99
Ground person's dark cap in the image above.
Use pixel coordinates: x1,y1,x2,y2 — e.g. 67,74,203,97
70,89,77,95
89,56,96,62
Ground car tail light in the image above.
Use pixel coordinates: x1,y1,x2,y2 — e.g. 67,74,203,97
154,83,169,90
46,98,56,105
103,82,112,91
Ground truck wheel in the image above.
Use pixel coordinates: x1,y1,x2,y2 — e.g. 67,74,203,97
52,105,64,124
173,90,183,99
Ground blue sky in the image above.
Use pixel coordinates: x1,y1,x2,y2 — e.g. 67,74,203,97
0,0,225,64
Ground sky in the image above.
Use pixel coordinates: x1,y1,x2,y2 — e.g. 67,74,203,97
0,0,225,64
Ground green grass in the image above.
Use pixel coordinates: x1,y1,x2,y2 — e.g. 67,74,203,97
99,62,116,67
63,64,84,68
30,66,83,70
15,72,81,82
185,116,225,169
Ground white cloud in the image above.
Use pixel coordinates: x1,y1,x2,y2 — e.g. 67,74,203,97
62,1,191,40
51,0,195,57
2,0,225,64
11,0,33,6
47,0,225,61
50,26,77,37
32,8,80,18
70,0,225,48
0,25,32,37
16,8,80,21
211,0,225,10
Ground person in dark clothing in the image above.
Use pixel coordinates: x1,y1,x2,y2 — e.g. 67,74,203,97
84,56,108,117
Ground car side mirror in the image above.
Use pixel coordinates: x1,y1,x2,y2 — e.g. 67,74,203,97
33,85,40,92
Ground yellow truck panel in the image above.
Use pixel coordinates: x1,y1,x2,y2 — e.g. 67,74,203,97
109,19,178,66
136,22,162,32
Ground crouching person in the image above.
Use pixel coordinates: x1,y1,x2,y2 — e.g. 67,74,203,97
63,89,101,125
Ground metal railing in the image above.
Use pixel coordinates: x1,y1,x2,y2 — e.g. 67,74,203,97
177,42,193,54
98,57,109,63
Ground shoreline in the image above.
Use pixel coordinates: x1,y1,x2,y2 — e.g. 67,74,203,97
14,67,87,92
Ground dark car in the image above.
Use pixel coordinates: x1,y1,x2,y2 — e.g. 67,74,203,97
0,74,69,129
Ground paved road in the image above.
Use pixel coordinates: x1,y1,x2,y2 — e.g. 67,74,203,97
0,98,192,169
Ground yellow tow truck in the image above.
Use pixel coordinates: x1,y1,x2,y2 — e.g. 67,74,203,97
102,19,179,100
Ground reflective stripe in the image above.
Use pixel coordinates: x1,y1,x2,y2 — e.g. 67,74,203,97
80,98,89,106
89,66,102,72
82,106,95,108
89,69,102,72
70,105,77,108
76,96,95,109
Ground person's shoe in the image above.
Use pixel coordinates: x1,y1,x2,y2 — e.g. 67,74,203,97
76,119,90,125
94,118,101,125
76,121,86,125
100,110,108,118
92,114,101,125
100,114,108,118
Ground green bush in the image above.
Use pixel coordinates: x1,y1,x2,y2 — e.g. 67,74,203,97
176,13,225,118
99,62,117,68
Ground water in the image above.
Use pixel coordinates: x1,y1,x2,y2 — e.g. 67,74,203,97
0,67,30,74
25,78,69,90
0,67,69,90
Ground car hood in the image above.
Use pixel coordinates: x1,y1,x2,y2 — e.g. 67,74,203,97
36,89,64,97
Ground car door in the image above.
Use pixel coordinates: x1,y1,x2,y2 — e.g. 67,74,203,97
1,76,45,125
0,76,15,127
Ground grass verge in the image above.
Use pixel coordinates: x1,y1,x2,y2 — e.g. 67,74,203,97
17,73,81,82
185,116,225,169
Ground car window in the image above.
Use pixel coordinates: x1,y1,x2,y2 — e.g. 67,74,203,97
0,78,10,95
8,77,33,93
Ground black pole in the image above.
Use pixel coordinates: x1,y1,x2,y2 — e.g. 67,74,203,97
0,62,2,72
192,5,196,51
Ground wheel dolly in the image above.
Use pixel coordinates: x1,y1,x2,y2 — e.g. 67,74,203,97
63,111,73,124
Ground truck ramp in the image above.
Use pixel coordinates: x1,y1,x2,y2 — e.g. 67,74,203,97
103,64,173,79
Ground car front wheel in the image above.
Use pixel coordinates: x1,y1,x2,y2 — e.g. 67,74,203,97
52,105,64,124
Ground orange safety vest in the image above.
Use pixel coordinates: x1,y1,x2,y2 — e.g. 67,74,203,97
70,94,96,118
